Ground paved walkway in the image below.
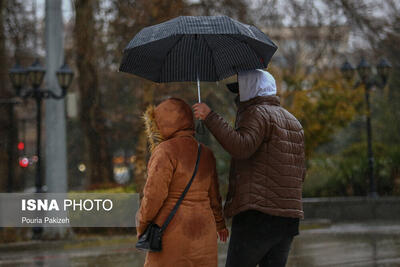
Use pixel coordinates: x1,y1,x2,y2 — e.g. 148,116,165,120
1,222,400,266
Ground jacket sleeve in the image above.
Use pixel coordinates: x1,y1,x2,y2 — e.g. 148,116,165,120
204,107,267,159
137,146,174,236
301,130,306,182
208,153,226,231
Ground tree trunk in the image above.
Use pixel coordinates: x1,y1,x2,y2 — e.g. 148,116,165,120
74,0,113,187
0,0,14,192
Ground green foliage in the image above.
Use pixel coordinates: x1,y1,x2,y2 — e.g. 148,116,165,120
304,142,400,197
278,69,364,158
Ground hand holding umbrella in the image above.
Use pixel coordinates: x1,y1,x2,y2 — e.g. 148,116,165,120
193,103,211,120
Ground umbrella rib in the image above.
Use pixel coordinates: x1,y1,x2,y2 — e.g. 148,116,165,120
203,34,252,80
230,35,272,69
201,35,223,81
159,34,184,82
225,34,267,71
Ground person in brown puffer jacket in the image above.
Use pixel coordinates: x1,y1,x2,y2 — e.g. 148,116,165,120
193,69,306,267
137,98,228,267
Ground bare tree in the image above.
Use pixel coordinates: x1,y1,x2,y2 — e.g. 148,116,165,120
74,0,113,187
0,0,35,192
0,0,10,192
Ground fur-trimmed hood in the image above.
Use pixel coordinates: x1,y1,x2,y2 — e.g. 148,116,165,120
143,98,195,152
143,105,164,153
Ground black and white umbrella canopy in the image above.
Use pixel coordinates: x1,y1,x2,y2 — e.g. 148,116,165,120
119,15,278,83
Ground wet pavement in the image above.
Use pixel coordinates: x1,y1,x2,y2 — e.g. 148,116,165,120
1,222,400,266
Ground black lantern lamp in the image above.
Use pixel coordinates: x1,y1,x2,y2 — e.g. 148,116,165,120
27,59,46,90
340,60,355,81
377,58,392,87
8,58,74,240
357,58,372,84
339,57,392,199
9,62,27,95
56,62,74,91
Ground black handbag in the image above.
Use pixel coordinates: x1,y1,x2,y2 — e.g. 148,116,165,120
136,143,202,252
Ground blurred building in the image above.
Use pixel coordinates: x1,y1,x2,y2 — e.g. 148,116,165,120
263,25,351,70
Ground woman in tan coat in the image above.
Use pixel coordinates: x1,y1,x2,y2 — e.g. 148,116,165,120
137,98,228,267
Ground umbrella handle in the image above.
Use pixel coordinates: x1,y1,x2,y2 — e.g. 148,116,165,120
197,75,201,103
196,75,206,134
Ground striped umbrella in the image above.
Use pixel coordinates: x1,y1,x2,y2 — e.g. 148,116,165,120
119,15,277,102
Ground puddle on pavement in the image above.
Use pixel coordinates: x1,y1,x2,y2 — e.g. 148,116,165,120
1,222,400,267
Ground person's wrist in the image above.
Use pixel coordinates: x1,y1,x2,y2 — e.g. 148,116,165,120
204,110,211,120
204,110,214,122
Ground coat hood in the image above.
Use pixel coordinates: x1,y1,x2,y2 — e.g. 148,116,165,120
143,98,195,152
238,69,277,102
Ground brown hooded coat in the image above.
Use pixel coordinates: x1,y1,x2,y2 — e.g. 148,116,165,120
137,98,226,267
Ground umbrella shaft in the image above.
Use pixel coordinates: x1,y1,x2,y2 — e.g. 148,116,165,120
197,77,201,103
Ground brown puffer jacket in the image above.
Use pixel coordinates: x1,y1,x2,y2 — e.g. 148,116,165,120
205,95,306,219
138,98,225,267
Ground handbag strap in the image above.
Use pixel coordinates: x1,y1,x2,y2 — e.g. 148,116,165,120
160,143,202,233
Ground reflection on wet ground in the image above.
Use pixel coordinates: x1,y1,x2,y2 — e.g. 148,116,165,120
1,222,400,266
288,222,400,267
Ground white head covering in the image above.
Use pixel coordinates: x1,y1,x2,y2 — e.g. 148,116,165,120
238,69,277,102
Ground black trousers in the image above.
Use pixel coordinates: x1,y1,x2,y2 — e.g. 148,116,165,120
225,210,298,267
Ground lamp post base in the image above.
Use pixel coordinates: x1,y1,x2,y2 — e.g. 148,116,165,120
32,227,43,240
368,191,379,198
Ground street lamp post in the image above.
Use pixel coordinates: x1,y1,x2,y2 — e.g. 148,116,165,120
9,59,74,193
9,59,73,238
341,58,392,198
